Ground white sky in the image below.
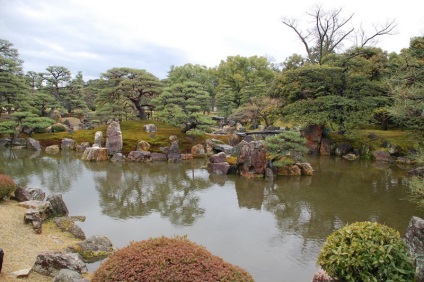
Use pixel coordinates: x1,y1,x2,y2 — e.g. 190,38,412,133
1,0,423,79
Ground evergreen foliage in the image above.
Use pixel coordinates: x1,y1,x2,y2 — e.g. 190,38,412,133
318,221,415,282
265,131,307,167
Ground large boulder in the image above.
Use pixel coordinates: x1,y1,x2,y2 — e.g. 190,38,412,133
110,153,126,162
136,141,151,151
151,153,167,162
12,187,32,202
191,144,206,158
93,131,103,147
106,121,123,155
76,142,90,152
144,124,157,133
61,138,76,150
236,140,266,177
127,151,151,162
67,235,114,263
46,194,69,218
81,147,108,161
46,145,60,154
277,165,302,176
167,141,181,163
207,152,230,175
27,138,41,151
52,269,84,282
301,124,324,155
33,251,88,277
373,150,394,162
54,217,86,240
404,216,424,281
296,162,314,175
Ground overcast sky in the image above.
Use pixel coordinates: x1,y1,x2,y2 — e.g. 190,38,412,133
1,0,423,80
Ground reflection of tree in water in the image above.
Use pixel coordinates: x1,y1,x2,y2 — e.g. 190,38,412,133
92,160,210,226
262,157,421,261
0,150,82,193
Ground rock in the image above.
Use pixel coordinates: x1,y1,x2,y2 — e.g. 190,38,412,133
93,131,103,147
167,141,181,163
12,187,32,202
110,153,126,162
404,216,424,282
181,154,193,160
408,167,424,177
54,217,86,240
32,212,42,234
210,152,227,163
258,125,265,131
53,269,83,282
33,251,87,277
76,142,90,152
150,153,167,162
373,150,394,162
319,138,331,156
296,162,314,175
19,200,51,210
27,188,45,201
136,141,151,151
67,235,114,263
236,140,266,177
11,268,32,278
342,153,357,161
312,269,340,281
243,135,254,143
81,147,109,161
334,143,353,156
61,138,76,150
277,165,302,176
169,135,178,142
396,156,413,164
207,162,230,175
265,167,274,180
27,137,41,151
127,150,151,162
46,194,69,218
46,145,60,154
144,124,157,133
106,121,123,155
228,134,242,146
213,144,234,155
191,144,206,158
301,124,324,155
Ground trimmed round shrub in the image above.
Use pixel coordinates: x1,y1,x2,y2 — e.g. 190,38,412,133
0,174,17,200
317,221,415,282
92,236,254,282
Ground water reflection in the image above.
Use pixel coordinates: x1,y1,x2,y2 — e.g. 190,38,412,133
1,149,422,282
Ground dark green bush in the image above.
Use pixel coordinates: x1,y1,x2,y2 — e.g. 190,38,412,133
317,221,415,282
92,236,254,282
0,174,17,200
51,124,67,133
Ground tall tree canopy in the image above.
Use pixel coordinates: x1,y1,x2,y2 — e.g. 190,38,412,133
282,6,396,65
388,36,424,130
215,55,276,114
0,39,30,114
99,68,162,120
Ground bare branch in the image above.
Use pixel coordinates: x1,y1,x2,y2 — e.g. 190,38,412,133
281,17,313,62
360,19,398,47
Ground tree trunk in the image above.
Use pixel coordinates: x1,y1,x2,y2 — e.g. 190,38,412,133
181,122,197,133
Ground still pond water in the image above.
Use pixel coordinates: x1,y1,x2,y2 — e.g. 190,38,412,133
1,149,423,282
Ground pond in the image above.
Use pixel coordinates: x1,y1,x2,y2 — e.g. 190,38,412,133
1,149,423,282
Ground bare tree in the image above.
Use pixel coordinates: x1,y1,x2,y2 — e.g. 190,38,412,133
282,6,397,64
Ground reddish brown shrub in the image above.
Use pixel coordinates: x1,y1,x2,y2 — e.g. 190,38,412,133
92,236,254,282
0,174,17,200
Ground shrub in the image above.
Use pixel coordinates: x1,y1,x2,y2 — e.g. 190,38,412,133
317,221,415,282
0,174,17,200
92,236,254,282
51,124,67,133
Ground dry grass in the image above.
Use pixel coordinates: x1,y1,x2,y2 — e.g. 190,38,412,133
0,200,83,281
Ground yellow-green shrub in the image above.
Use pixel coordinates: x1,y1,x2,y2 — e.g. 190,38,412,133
92,236,254,282
0,174,17,200
318,221,415,282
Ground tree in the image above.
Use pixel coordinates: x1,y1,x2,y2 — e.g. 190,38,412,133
62,71,88,114
154,81,212,133
388,36,424,131
0,39,30,115
99,68,161,120
282,6,396,65
229,97,282,127
44,66,71,101
165,64,218,111
274,47,391,130
265,131,308,167
216,55,276,109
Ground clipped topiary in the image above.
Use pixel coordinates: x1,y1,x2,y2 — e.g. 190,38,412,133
0,174,17,200
317,221,415,282
92,236,254,282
